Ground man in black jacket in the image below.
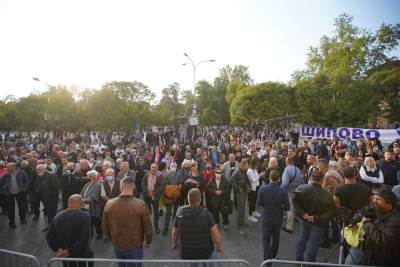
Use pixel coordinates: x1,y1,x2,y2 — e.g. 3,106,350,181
33,164,59,231
293,170,336,262
46,194,93,267
172,188,222,260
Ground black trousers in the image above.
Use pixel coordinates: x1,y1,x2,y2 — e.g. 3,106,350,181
209,206,229,225
7,191,27,224
34,194,58,224
248,189,258,216
0,193,8,213
90,216,102,236
164,203,179,230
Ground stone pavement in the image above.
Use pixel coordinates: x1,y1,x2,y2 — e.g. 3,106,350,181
0,208,339,267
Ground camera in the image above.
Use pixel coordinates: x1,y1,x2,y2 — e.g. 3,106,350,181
349,204,376,226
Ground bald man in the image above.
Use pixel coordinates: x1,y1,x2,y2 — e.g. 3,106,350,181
47,194,93,267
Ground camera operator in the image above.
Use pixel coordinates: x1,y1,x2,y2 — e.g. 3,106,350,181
334,167,372,223
346,188,400,266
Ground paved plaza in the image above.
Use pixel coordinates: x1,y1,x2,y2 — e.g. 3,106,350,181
0,207,340,267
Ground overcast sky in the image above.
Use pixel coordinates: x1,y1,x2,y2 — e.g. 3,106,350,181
0,0,399,99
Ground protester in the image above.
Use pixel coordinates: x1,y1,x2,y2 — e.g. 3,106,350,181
257,170,290,261
207,167,231,230
162,162,182,236
61,162,83,209
33,164,59,231
1,162,29,228
102,177,153,267
377,151,400,186
231,159,250,235
81,170,103,239
247,159,263,223
142,162,163,234
281,157,302,233
293,170,336,262
172,188,222,259
46,194,93,267
101,168,121,202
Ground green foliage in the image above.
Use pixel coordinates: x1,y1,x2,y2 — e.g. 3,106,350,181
368,64,400,122
230,82,296,124
292,13,400,127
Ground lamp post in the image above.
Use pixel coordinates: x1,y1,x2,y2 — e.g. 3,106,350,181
32,77,52,122
32,77,53,88
183,53,215,116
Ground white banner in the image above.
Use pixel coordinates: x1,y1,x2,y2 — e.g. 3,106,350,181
300,125,400,144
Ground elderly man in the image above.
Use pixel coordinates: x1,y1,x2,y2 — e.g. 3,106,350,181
1,162,29,228
142,163,163,234
61,162,84,210
101,168,121,202
117,161,136,181
82,170,103,239
46,194,93,267
33,164,59,231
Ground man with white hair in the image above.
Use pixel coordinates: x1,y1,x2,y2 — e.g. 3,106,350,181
101,168,121,202
33,164,59,231
117,161,136,181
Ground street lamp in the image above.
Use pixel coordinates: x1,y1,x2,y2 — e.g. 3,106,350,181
32,77,52,121
32,77,53,88
183,53,215,116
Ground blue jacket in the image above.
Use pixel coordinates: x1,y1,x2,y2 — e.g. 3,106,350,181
257,183,290,225
2,171,29,194
281,164,303,193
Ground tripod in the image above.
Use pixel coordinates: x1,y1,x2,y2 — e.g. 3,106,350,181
323,219,356,264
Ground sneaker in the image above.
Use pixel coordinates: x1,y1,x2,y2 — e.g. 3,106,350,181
223,225,229,231
248,216,258,223
239,230,247,235
253,211,261,218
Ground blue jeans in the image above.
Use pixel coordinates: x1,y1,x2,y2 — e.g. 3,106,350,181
114,246,143,267
262,223,281,261
345,247,363,265
296,220,325,262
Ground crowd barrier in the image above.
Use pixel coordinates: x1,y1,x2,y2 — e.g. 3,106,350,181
260,259,378,267
0,249,41,267
47,258,251,267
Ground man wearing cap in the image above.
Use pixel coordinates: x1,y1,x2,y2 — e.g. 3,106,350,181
356,188,400,266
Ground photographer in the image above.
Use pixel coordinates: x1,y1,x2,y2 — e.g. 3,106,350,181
346,188,400,266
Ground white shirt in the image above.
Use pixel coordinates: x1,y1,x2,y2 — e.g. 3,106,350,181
247,168,260,191
359,166,384,184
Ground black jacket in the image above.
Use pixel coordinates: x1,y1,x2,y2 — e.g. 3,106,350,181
46,209,93,258
207,177,230,210
293,182,336,228
361,208,400,266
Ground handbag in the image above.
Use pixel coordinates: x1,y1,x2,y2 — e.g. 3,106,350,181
222,199,233,215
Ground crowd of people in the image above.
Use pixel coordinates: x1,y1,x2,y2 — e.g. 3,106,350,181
1,126,400,266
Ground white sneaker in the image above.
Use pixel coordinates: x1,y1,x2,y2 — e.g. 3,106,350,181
248,216,258,223
253,211,261,218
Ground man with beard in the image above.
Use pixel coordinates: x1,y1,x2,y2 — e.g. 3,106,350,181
350,188,400,266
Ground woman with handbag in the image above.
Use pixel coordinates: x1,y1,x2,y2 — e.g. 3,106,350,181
207,168,231,230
